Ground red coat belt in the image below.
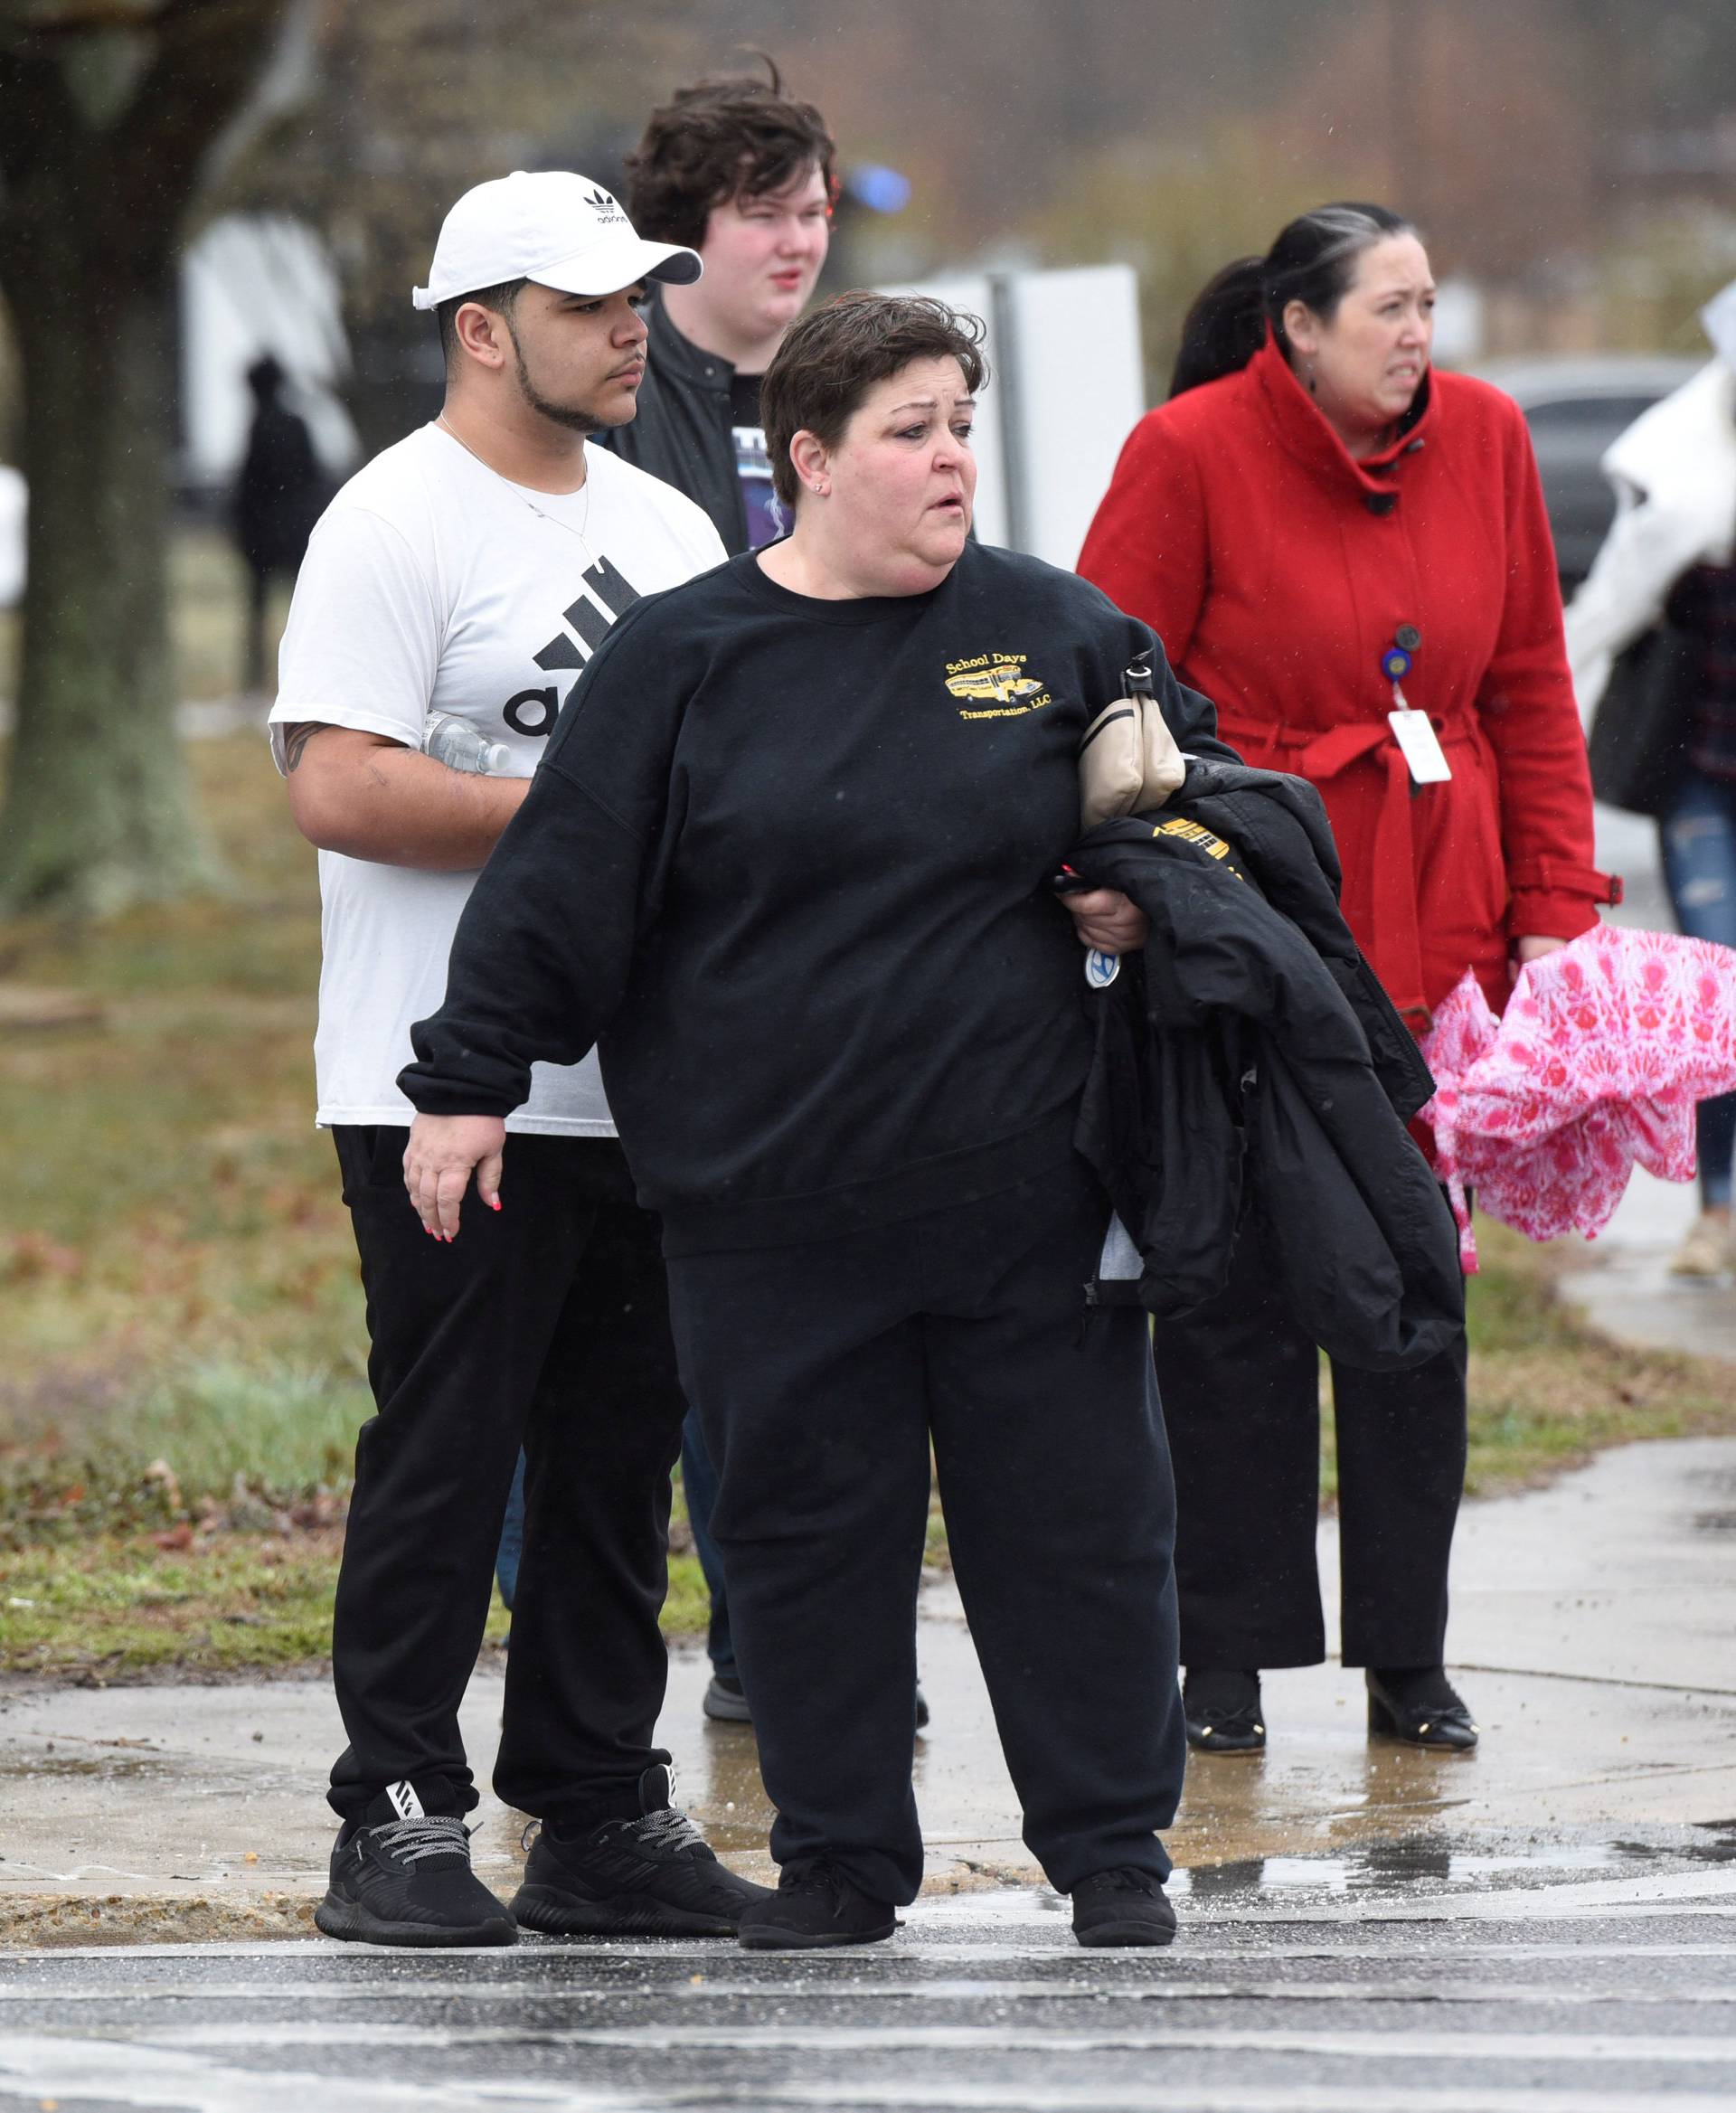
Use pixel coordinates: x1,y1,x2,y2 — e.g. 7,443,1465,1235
1215,712,1481,1030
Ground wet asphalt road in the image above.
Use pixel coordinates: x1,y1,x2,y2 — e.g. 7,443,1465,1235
5,1868,1736,2112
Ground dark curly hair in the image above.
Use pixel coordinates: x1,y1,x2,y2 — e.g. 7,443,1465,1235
625,54,837,252
760,292,988,513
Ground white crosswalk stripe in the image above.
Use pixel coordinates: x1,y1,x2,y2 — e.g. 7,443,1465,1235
3,1891,1734,2113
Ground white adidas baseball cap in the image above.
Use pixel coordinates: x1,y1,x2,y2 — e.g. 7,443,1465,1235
411,170,703,311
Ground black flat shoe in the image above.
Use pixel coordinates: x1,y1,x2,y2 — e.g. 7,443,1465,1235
737,1859,899,1950
1071,1868,1177,1948
1366,1667,1479,1750
1182,1668,1266,1755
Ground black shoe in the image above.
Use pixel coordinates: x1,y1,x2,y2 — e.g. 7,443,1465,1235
1071,1868,1178,1948
703,1672,754,1723
703,1674,930,1732
1366,1666,1479,1750
512,1766,771,1938
1183,1667,1266,1754
738,1858,900,1950
315,1784,515,1948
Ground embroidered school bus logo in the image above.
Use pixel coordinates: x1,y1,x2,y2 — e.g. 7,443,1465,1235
944,652,1052,721
1155,816,1244,878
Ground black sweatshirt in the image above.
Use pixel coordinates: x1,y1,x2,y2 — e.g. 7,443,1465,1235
401,542,1232,1253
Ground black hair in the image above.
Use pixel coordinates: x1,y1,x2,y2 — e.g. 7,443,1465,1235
1169,203,1418,399
435,278,528,372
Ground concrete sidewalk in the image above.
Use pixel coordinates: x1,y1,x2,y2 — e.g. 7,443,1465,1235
5,1434,1734,1948
1559,1163,1736,1363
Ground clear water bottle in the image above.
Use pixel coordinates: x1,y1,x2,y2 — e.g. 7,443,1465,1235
424,712,511,776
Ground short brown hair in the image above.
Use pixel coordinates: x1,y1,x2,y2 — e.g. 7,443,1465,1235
434,278,525,373
625,55,837,251
760,292,989,512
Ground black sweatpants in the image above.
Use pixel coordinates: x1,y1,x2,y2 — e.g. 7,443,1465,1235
327,1127,686,1825
665,1156,1185,1907
1153,1219,1467,1671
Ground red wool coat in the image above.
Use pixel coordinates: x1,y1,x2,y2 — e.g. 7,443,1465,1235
1078,333,1617,1025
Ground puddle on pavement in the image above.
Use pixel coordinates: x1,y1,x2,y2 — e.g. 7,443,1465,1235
679,1723,781,1854
1170,1825,1736,1900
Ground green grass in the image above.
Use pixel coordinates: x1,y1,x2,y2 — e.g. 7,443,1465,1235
1317,1218,1736,1503
1,1533,353,1675
0,1531,712,1678
0,670,1731,1671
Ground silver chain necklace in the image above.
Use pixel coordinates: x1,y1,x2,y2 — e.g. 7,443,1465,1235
435,415,597,561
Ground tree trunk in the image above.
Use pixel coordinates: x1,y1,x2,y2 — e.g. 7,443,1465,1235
0,1,291,919
0,222,212,916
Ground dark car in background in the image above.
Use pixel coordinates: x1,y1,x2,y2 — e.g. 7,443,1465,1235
1473,355,1701,594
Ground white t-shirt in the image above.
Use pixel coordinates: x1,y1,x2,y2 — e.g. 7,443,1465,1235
269,422,726,1133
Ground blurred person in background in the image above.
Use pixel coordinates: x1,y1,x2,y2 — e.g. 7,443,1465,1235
1080,203,1615,1759
399,291,1224,1951
1565,286,1736,1278
270,172,767,1948
233,354,327,695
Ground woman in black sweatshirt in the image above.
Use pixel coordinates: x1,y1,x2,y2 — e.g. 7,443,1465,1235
401,292,1233,1951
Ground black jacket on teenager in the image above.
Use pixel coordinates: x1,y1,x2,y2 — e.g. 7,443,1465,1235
1069,759,1463,1373
597,296,749,552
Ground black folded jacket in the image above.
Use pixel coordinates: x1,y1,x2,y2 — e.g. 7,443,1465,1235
1069,759,1463,1373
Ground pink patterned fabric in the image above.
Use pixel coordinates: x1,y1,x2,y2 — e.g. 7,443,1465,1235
1420,925,1736,1272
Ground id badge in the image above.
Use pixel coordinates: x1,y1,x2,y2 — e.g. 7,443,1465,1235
1388,703,1452,784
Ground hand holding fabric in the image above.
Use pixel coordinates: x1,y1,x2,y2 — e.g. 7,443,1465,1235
1063,888,1148,955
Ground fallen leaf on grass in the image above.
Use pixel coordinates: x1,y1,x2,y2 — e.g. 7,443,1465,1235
0,1234,84,1286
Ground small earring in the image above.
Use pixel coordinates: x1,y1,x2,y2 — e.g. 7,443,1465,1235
1306,360,1317,397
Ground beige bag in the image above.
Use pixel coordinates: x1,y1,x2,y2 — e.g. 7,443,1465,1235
1078,653,1186,831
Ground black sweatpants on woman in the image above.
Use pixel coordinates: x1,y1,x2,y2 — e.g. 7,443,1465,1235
327,1127,686,1826
1153,1219,1467,1672
665,1156,1186,1908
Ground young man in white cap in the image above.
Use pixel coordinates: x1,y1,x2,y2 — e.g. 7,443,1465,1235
270,172,764,1947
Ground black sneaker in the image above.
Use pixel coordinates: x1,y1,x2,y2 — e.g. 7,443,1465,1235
703,1674,931,1732
512,1765,770,1938
1071,1868,1177,1948
737,1858,899,1950
703,1672,754,1723
315,1781,515,1948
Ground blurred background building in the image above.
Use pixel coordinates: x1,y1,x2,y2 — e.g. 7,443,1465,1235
5,0,1736,599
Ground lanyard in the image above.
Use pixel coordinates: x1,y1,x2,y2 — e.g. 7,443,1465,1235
1381,625,1451,784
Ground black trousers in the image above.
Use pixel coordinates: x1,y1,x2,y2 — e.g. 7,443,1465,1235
665,1156,1186,1907
1153,1219,1467,1671
327,1127,686,1825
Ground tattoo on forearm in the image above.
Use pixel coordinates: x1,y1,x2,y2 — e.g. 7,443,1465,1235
281,722,325,772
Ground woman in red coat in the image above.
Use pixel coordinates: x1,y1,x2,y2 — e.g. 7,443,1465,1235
1079,203,1614,1758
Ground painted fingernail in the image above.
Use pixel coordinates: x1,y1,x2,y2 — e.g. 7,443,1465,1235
487,1197,502,1212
